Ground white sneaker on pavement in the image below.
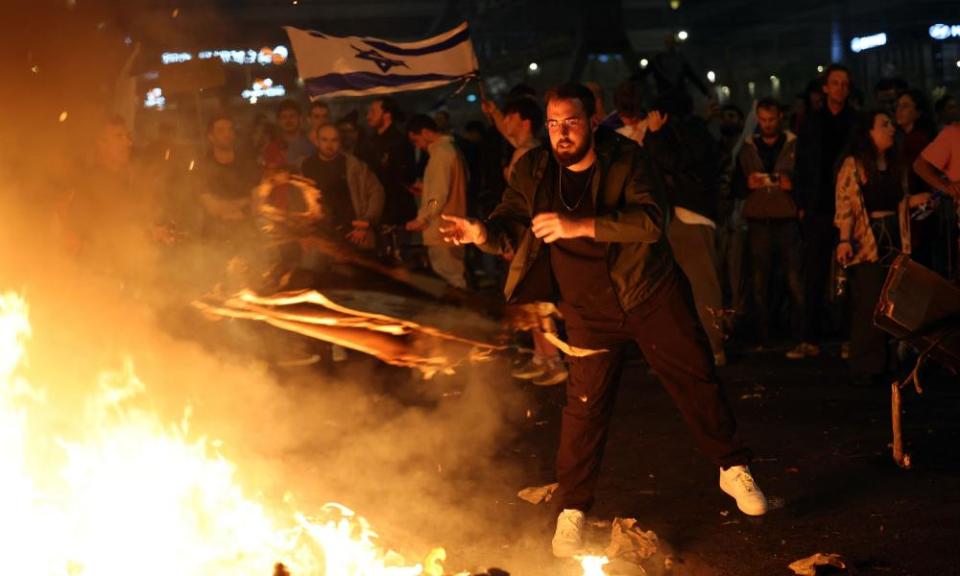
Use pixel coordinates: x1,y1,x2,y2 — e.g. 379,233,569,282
551,508,585,558
719,465,768,516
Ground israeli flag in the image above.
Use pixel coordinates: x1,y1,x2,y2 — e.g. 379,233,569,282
285,22,479,98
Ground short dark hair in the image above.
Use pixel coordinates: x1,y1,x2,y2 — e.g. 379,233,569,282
373,96,403,122
823,63,850,83
503,97,544,130
720,103,744,118
309,100,330,112
206,112,233,133
406,113,438,134
545,82,596,119
276,99,301,117
507,83,537,100
613,79,645,119
756,98,781,113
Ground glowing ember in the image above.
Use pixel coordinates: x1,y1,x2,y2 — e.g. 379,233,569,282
577,555,609,576
0,291,446,575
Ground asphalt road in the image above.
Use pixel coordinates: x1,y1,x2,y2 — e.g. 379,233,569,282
405,341,960,576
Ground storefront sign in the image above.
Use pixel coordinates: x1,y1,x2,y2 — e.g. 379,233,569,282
161,46,288,66
929,23,960,41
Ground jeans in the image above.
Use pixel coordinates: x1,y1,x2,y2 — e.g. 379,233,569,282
748,218,806,343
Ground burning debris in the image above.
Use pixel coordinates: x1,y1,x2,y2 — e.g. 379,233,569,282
788,553,847,575
195,289,506,377
0,291,456,575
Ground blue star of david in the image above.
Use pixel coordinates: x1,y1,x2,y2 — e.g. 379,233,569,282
351,45,408,73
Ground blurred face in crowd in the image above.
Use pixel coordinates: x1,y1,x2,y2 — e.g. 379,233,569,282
808,91,824,112
546,97,593,167
501,111,528,141
277,108,301,136
895,94,920,132
823,69,850,108
756,106,782,139
315,124,341,160
309,104,330,131
870,112,896,153
434,110,450,132
876,88,898,112
207,118,236,151
942,97,960,125
96,122,132,170
720,107,744,137
337,121,359,152
408,129,428,151
367,100,387,131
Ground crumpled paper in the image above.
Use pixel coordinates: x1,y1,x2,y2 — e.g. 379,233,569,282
788,552,847,575
605,518,659,563
517,482,559,504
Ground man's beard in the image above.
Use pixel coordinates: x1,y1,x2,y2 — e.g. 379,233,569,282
552,134,593,167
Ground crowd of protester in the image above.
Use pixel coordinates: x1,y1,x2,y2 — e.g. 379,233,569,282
61,63,960,387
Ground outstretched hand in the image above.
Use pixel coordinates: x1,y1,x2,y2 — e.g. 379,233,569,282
439,214,487,245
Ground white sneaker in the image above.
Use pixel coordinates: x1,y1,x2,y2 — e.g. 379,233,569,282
719,465,768,516
551,508,585,558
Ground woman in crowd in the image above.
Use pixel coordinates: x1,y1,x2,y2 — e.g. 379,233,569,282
835,110,931,386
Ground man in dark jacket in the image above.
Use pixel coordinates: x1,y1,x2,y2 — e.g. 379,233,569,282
795,64,858,353
643,92,727,366
357,97,418,226
439,83,767,559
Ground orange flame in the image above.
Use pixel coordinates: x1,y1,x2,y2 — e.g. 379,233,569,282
0,291,448,575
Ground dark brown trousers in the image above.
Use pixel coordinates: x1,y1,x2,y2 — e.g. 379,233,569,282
555,272,751,512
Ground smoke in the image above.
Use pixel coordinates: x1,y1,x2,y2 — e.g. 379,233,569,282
0,171,556,572
0,4,572,572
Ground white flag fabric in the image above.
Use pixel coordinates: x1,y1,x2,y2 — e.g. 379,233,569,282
285,22,479,98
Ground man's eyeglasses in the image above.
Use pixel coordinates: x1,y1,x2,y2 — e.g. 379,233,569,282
546,117,583,131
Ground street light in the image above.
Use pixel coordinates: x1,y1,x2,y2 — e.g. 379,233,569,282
817,65,824,73
528,62,539,72
707,70,716,83
677,30,689,41
640,58,649,69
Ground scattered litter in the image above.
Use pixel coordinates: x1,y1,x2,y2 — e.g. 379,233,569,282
786,466,800,473
740,393,763,400
605,518,659,563
720,510,730,517
722,520,740,526
534,420,549,426
517,482,558,504
768,496,786,510
788,552,847,575
588,519,612,528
